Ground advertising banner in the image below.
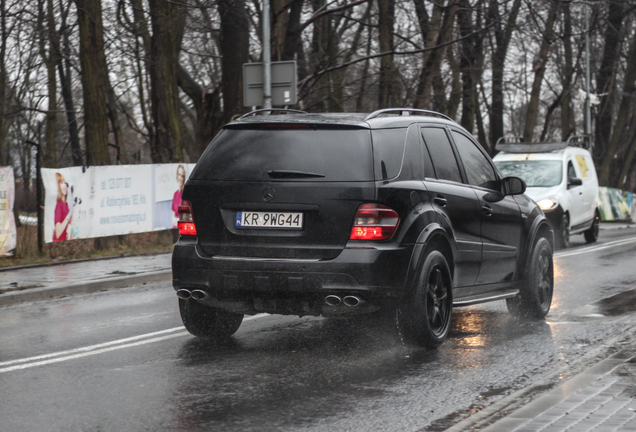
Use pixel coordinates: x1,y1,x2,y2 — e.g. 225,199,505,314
0,166,17,256
42,163,195,243
598,186,632,222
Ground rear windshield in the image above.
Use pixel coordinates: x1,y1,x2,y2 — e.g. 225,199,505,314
191,127,374,181
494,160,562,187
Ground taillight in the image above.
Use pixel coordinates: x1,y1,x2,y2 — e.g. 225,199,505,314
350,204,399,240
178,200,197,236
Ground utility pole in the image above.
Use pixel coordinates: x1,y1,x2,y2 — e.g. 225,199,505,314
262,0,272,109
584,5,592,147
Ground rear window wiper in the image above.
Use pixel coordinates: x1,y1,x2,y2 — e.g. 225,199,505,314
267,170,325,179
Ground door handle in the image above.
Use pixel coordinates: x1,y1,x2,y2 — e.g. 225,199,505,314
434,196,447,207
482,205,493,216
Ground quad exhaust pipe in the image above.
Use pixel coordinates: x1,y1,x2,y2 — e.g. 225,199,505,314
324,295,363,307
191,289,209,301
176,289,192,299
175,288,210,301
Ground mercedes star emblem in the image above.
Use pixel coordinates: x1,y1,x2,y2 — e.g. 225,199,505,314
262,187,275,202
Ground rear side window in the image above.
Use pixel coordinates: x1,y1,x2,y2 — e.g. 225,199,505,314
451,130,498,190
371,129,407,181
421,127,463,183
192,128,374,181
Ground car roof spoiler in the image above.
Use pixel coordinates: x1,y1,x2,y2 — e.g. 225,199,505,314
494,135,592,153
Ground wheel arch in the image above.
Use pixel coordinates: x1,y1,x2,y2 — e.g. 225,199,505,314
402,224,455,296
519,217,554,277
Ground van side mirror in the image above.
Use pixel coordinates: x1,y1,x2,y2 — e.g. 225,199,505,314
568,177,583,188
503,176,526,195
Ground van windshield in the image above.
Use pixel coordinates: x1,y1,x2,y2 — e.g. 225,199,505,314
494,160,562,187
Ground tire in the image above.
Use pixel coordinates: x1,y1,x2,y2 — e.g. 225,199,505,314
507,237,553,320
584,211,600,244
179,298,244,338
397,250,453,348
558,214,570,249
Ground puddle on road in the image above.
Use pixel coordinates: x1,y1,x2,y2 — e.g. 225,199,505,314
596,289,636,316
564,288,636,322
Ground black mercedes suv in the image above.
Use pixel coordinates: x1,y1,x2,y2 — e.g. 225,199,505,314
172,109,554,347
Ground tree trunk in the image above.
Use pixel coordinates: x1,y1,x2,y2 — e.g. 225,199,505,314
489,0,522,146
106,82,128,164
594,0,626,162
148,0,186,163
377,0,397,108
599,28,636,187
0,0,8,166
560,2,575,141
457,0,476,132
177,63,223,157
413,0,459,109
75,0,111,165
218,0,249,121
282,0,304,62
40,0,58,168
522,0,559,143
57,3,83,167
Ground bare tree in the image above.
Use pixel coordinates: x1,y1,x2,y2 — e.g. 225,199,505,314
75,0,111,165
522,0,559,142
488,0,522,146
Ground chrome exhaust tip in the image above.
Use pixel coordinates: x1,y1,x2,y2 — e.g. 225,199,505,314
342,296,362,307
176,289,192,300
190,289,209,301
324,295,342,306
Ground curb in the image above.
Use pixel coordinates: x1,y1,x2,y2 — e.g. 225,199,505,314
444,328,636,432
0,251,172,273
0,270,172,307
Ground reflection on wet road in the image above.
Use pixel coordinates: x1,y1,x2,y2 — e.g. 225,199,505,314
1,230,636,431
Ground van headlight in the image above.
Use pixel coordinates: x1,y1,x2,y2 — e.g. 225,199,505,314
536,197,559,211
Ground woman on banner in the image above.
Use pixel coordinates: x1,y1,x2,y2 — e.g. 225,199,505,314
172,165,186,228
53,172,73,241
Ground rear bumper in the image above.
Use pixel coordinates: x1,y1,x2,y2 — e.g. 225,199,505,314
171,237,412,317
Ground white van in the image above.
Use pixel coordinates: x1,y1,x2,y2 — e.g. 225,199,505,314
493,139,600,248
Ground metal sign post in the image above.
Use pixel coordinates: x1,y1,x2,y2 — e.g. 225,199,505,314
262,0,272,109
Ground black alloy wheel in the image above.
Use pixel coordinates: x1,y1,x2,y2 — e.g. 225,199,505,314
397,250,453,348
584,211,600,243
559,214,570,249
179,298,244,338
507,237,553,320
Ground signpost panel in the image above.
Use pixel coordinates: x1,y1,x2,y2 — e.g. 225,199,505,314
243,61,297,107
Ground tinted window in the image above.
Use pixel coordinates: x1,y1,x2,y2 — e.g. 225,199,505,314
451,131,498,190
495,160,562,187
567,161,577,180
372,129,406,180
192,128,374,181
421,127,462,183
401,125,423,180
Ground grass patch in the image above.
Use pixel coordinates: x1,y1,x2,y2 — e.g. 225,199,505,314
0,224,176,268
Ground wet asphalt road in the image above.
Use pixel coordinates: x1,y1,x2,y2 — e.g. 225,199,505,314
2,228,636,431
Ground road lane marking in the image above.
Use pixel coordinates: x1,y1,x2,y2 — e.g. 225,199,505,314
555,237,636,258
0,313,268,373
0,327,184,368
0,332,188,373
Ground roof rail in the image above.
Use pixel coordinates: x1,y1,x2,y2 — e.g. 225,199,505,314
238,108,307,119
495,142,568,153
566,135,592,150
364,109,453,122
495,135,522,146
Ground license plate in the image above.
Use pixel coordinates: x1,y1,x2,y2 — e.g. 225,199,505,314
236,211,303,229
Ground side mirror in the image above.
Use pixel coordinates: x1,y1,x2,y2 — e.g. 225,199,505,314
503,176,526,196
568,177,583,188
